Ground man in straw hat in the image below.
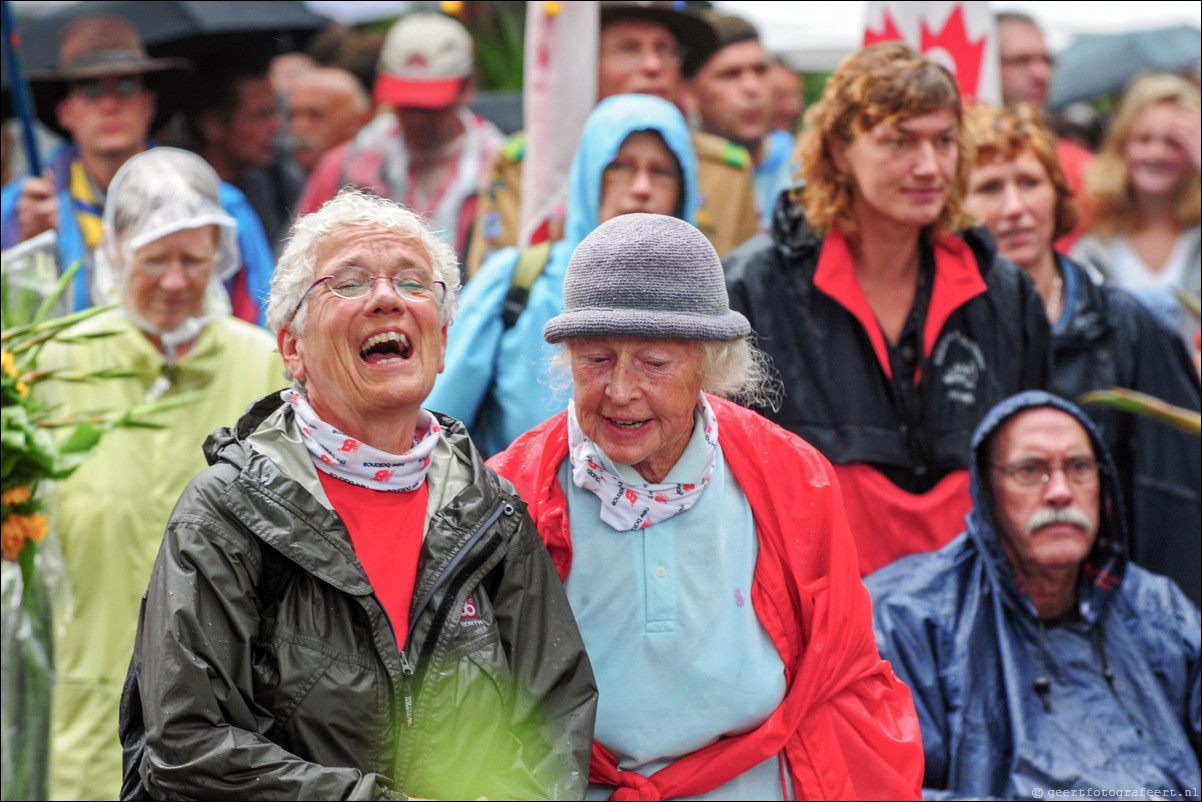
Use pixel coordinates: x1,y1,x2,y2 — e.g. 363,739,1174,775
0,15,275,325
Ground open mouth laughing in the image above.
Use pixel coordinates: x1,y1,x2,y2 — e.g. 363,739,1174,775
360,331,412,365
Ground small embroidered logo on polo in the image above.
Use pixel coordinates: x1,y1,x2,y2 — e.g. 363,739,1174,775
735,588,746,607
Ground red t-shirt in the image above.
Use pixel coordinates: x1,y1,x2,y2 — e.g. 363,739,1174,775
318,472,428,647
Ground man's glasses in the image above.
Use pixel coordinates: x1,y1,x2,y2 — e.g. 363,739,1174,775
601,40,684,69
70,76,144,101
292,266,447,318
991,457,1100,487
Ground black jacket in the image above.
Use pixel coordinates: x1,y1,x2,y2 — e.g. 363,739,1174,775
723,198,1050,488
130,392,597,800
1050,256,1202,605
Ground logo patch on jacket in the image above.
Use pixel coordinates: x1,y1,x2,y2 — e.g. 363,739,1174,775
932,331,986,406
459,596,487,628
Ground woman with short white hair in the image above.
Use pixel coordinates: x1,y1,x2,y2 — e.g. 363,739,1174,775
126,188,597,800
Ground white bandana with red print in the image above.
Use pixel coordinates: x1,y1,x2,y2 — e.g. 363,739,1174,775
567,393,718,531
287,389,440,492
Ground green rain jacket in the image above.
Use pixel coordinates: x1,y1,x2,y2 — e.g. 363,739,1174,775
37,310,284,802
129,391,597,800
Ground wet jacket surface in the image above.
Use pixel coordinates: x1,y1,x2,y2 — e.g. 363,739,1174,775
131,391,597,800
1049,256,1201,606
426,95,698,457
866,391,1202,800
723,199,1049,573
490,396,925,800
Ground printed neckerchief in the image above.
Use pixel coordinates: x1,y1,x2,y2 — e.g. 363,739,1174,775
288,389,440,492
69,159,104,251
567,393,718,531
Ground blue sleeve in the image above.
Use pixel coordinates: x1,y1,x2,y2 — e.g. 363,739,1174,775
219,182,275,327
1123,568,1202,754
867,573,953,795
1,178,24,249
425,248,520,429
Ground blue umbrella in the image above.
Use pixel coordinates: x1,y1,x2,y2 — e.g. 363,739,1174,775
1049,24,1202,109
1,0,41,175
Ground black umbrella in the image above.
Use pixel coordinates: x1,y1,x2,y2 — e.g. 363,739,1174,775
1048,24,1202,109
18,0,328,72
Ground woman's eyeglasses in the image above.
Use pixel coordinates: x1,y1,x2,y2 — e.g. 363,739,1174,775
291,266,447,318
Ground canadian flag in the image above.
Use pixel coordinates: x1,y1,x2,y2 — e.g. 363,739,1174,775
519,1,599,249
863,1,999,103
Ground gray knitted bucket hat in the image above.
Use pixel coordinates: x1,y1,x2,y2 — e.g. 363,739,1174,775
544,213,750,343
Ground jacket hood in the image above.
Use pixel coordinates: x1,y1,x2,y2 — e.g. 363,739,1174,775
563,94,698,250
966,390,1127,623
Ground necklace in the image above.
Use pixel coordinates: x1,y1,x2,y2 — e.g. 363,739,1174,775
1046,274,1064,323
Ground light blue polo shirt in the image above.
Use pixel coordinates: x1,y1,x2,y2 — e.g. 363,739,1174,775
561,412,789,800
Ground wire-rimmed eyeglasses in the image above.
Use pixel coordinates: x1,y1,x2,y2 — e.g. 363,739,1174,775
990,456,1100,487
291,266,447,319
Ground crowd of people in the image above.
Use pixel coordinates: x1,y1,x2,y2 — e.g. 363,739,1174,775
1,3,1199,801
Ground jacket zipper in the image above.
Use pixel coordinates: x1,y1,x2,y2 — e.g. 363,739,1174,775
397,499,513,726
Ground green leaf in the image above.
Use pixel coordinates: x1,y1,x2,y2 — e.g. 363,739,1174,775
1171,287,1201,322
1078,388,1202,435
59,422,106,454
18,539,38,609
33,260,85,324
2,303,119,349
47,451,94,479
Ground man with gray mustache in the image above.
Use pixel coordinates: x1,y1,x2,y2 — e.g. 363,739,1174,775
865,390,1201,799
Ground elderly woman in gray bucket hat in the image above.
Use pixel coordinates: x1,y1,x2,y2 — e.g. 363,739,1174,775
489,212,923,801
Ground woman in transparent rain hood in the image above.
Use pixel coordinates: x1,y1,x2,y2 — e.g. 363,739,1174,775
35,147,284,801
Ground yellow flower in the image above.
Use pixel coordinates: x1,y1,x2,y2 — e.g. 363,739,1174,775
1,512,48,561
16,380,29,398
441,1,464,14
1,350,15,379
545,1,561,15
1,485,32,506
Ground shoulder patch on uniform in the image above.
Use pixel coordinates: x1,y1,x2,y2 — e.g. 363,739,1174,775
501,131,527,162
720,141,751,169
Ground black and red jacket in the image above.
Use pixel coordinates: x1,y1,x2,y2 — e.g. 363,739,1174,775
724,198,1050,574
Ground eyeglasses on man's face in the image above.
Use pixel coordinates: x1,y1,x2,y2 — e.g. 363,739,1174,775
991,456,1100,487
70,76,145,101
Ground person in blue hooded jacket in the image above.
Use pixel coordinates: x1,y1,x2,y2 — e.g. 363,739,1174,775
426,94,697,457
866,390,1201,799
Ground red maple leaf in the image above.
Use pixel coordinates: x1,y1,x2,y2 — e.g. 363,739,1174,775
863,8,904,46
921,4,986,98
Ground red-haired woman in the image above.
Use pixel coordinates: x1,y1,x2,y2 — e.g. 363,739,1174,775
724,43,1050,575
